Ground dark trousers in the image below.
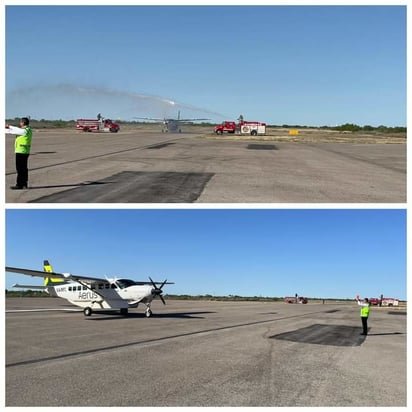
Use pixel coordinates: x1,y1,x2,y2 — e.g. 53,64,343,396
15,153,30,187
361,316,368,335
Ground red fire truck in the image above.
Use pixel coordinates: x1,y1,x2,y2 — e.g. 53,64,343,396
214,121,236,135
284,296,308,304
76,117,120,133
369,297,399,306
381,297,399,307
214,120,266,136
239,121,266,136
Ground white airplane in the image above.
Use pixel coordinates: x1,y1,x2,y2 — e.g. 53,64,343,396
134,110,209,133
6,260,174,318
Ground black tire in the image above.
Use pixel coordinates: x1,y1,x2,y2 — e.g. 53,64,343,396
83,127,89,133
110,128,118,133
84,307,92,316
251,130,257,136
120,308,128,316
216,130,223,135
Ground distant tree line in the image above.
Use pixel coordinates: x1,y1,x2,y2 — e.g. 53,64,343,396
330,123,406,134
279,123,406,133
6,290,402,303
6,118,406,133
6,118,76,129
5,290,48,297
3,290,336,301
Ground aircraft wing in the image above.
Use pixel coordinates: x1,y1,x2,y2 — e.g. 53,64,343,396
6,266,174,285
5,266,107,283
133,117,209,123
133,117,164,122
179,118,209,122
133,281,175,285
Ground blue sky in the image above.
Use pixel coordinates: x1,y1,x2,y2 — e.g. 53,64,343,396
5,5,406,126
5,209,406,300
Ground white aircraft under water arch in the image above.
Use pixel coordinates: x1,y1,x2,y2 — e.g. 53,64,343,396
134,110,209,133
6,260,174,318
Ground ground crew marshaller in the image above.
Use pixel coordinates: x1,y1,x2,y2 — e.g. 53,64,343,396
356,295,370,335
6,117,32,189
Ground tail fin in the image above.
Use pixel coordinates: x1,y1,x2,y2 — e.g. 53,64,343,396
43,260,53,273
43,260,64,286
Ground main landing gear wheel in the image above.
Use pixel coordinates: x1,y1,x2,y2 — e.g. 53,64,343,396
146,308,153,317
84,307,92,316
120,308,129,316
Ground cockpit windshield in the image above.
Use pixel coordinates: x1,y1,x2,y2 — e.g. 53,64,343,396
116,279,138,289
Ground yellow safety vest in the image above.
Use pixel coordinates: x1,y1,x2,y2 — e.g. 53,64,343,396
15,126,32,154
360,304,370,317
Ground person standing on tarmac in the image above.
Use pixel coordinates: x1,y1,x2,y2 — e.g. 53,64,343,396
356,295,370,335
6,117,32,190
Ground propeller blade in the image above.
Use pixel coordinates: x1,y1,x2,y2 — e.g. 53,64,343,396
148,276,157,289
148,277,168,304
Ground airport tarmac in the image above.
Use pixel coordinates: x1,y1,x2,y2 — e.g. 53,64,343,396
5,127,406,203
5,298,406,406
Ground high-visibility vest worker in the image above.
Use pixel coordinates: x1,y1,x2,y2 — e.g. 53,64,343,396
6,116,33,190
360,304,370,317
356,296,370,336
15,126,32,154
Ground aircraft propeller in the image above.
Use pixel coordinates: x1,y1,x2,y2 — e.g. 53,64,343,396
149,277,167,304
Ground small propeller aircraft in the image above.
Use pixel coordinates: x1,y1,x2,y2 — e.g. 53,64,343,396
6,260,174,318
134,110,209,133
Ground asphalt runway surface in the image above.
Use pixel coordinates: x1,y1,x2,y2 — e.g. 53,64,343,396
5,127,406,203
5,298,406,406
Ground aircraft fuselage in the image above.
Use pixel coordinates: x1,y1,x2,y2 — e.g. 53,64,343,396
50,279,154,310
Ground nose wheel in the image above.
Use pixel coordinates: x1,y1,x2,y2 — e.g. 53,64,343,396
84,307,92,316
146,308,153,317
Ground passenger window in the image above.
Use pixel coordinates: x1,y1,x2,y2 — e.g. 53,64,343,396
68,286,72,291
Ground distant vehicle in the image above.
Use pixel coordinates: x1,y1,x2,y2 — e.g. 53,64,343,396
214,121,237,135
239,121,266,136
134,110,209,133
6,260,174,318
284,296,308,304
214,119,266,136
381,297,399,307
369,297,399,306
76,116,119,133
